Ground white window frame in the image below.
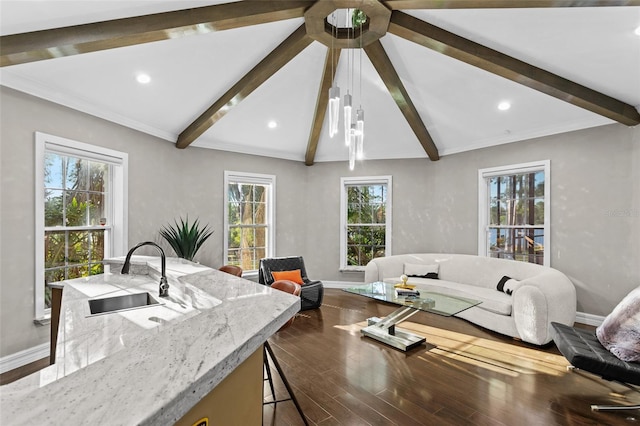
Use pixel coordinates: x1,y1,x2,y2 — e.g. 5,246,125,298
35,132,128,320
340,175,393,272
223,171,276,276
478,160,550,266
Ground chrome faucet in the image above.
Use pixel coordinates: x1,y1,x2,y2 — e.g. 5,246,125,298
121,241,169,298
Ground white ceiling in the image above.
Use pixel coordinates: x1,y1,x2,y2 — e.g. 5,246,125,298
1,1,639,164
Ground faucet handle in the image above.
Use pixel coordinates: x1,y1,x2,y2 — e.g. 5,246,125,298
159,276,169,298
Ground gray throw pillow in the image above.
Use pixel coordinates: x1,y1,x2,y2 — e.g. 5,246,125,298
596,285,640,362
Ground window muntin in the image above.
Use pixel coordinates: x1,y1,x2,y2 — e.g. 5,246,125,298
340,176,392,271
35,132,127,320
479,161,550,266
224,171,275,273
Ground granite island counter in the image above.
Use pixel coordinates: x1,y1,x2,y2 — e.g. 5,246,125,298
0,257,300,425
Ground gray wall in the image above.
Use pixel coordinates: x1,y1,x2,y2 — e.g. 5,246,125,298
1,85,639,358
304,124,640,318
0,87,308,357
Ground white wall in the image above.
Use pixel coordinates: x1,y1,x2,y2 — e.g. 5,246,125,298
1,85,639,360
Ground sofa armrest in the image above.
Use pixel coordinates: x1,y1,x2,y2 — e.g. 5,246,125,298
512,271,576,345
364,261,380,284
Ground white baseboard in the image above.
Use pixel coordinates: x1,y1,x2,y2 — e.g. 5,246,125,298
0,343,49,374
323,280,358,289
575,311,605,327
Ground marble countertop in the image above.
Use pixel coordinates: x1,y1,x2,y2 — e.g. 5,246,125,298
0,256,300,425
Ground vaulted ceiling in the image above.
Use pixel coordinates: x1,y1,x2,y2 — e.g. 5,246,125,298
1,1,639,166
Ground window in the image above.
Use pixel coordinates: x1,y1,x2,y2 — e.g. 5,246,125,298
478,160,550,266
224,171,275,273
35,132,127,320
340,176,392,271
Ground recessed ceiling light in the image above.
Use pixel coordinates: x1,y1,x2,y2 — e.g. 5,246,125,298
136,73,151,84
267,120,278,129
498,101,511,111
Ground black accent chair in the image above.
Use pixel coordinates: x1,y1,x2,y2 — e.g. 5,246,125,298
551,322,640,411
259,256,324,311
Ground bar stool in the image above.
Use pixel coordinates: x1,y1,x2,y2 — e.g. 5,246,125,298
218,264,242,277
264,279,308,425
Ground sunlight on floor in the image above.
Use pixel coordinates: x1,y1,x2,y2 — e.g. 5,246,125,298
334,319,570,378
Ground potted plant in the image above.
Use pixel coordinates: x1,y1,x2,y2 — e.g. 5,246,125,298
159,216,213,261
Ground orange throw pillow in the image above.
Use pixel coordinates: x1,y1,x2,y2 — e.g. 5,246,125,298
272,269,304,284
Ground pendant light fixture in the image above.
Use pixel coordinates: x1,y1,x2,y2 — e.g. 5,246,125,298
355,108,364,160
349,126,357,170
343,9,353,147
325,8,367,170
328,11,340,138
329,86,340,137
344,93,353,147
355,14,365,161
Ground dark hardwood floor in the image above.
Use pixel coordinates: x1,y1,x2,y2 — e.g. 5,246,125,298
3,289,638,425
263,289,640,426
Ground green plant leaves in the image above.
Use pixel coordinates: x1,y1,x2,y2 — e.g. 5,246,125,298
159,216,213,261
352,9,367,28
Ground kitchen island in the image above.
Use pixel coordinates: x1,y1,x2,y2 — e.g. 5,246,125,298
0,257,300,425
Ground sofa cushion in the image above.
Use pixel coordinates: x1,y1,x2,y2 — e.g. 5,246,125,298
385,277,513,316
434,254,543,289
404,263,439,279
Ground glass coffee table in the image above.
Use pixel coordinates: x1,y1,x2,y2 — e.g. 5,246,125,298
344,282,481,351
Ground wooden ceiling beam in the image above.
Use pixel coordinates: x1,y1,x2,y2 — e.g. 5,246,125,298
176,25,312,149
364,40,440,161
305,48,342,166
388,11,640,126
0,1,313,67
383,0,640,9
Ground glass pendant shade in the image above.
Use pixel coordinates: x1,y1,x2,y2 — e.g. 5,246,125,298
328,86,340,138
356,108,364,159
343,93,352,146
348,125,356,171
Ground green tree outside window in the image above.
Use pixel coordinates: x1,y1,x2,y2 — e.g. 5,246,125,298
43,153,108,308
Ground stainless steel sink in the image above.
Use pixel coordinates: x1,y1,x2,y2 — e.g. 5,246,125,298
88,292,162,316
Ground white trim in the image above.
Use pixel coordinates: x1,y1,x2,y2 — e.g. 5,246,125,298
323,280,361,289
35,135,46,319
575,311,605,327
340,176,393,271
223,171,276,272
34,132,128,320
39,136,126,165
478,160,550,267
0,343,49,375
437,119,611,158
478,160,550,178
2,71,177,143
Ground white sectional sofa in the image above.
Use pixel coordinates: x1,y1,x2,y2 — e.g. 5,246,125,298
364,253,576,345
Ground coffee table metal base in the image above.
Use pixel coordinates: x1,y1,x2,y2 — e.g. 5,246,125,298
361,306,426,351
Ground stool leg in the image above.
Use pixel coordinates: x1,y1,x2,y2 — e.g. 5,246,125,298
264,341,309,426
263,346,276,401
591,404,640,411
